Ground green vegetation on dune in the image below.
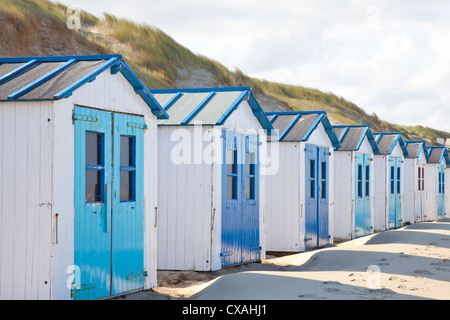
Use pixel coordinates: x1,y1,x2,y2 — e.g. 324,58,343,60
0,0,448,145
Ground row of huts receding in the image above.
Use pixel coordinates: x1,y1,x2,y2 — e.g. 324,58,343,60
0,54,449,300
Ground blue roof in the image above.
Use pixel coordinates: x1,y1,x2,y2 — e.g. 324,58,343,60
404,140,429,161
0,54,168,119
373,132,408,156
265,111,341,148
332,125,380,154
427,146,450,165
150,87,274,133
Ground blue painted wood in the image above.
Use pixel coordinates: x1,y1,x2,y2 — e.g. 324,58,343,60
354,153,372,238
73,106,112,300
74,107,145,300
388,157,402,229
221,130,260,267
111,112,145,296
305,145,330,248
305,144,318,249
7,59,77,99
0,59,38,85
181,91,216,124
317,146,330,247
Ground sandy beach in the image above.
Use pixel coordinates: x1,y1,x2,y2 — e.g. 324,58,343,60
114,218,450,300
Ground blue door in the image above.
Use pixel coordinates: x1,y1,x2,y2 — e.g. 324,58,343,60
355,153,372,237
437,165,446,219
305,144,330,249
73,107,146,300
388,157,402,229
221,130,260,267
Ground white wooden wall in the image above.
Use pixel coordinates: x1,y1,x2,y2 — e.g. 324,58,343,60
333,151,353,240
403,158,416,224
425,163,438,221
157,126,215,271
52,70,159,299
265,122,334,252
0,101,54,300
373,155,387,231
446,167,450,218
265,142,301,251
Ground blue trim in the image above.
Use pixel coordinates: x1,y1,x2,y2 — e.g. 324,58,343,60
216,90,250,125
7,59,77,100
118,61,169,119
269,115,277,123
247,94,275,135
303,113,326,141
181,91,216,124
373,132,408,156
0,59,38,85
279,114,301,141
162,92,182,111
0,54,122,63
265,111,326,116
149,86,252,94
53,57,120,99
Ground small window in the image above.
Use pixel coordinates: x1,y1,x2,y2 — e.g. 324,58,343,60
309,160,315,178
365,165,370,197
308,160,315,199
397,167,401,194
309,180,315,199
85,132,104,203
246,152,256,200
321,161,327,199
418,167,421,191
357,164,363,198
120,136,136,202
422,168,425,191
390,166,395,194
227,149,238,200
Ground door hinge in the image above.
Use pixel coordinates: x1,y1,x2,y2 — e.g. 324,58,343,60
73,113,98,122
71,282,96,294
127,122,148,130
220,251,233,257
126,271,148,281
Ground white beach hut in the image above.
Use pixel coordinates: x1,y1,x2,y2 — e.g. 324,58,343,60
372,132,408,231
332,125,380,240
151,87,274,271
263,111,341,253
425,146,449,220
0,55,167,300
403,141,429,224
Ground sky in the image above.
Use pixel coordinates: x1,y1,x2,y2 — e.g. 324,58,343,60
55,0,450,133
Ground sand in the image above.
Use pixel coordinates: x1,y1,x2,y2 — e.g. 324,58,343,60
113,219,450,300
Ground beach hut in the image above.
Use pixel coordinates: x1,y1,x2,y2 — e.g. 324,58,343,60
150,87,273,271
425,146,450,220
263,111,340,252
0,54,167,300
332,125,380,240
372,132,408,231
403,141,429,224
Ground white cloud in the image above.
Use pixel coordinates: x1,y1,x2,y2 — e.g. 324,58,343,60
54,0,450,132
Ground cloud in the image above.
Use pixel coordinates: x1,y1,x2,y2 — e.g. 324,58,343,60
55,0,450,132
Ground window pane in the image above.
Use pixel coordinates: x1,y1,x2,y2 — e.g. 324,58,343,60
309,160,315,178
397,167,401,193
321,161,326,180
309,180,315,198
365,165,370,181
358,165,362,181
227,176,236,200
85,132,102,165
321,180,326,199
246,152,256,175
86,170,103,202
358,181,362,198
120,171,134,201
120,136,134,167
390,166,395,194
227,149,236,174
246,177,255,200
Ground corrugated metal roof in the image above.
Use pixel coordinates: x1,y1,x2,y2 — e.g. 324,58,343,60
333,125,380,154
265,111,341,148
0,55,168,119
150,87,274,131
373,132,408,156
427,146,446,164
404,141,428,159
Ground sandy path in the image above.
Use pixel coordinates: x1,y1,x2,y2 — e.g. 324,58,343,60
114,219,450,300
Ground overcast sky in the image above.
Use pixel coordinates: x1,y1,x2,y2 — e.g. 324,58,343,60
55,0,450,132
